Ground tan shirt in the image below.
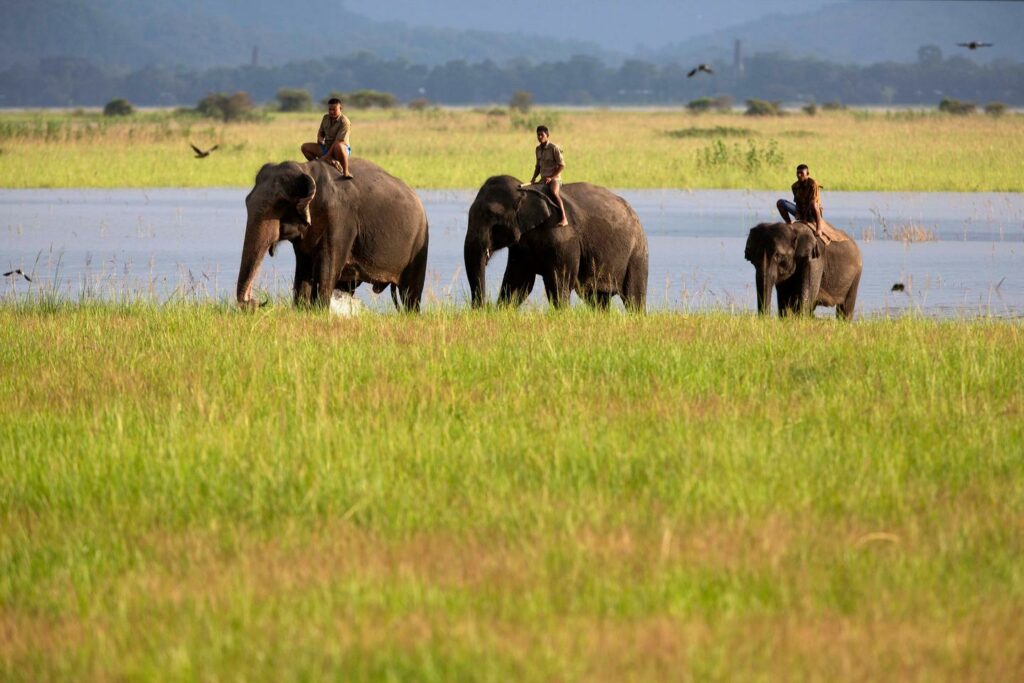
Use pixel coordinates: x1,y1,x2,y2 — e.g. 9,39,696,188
792,178,823,222
318,113,350,148
536,142,565,179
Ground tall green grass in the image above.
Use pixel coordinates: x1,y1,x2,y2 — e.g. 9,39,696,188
1,108,1022,190
1,304,1022,680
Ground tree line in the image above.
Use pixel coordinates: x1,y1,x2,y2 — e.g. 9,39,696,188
1,47,1021,108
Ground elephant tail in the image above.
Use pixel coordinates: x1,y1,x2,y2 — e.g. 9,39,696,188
390,283,400,310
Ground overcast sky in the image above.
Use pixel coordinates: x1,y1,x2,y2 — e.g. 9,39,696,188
341,0,838,52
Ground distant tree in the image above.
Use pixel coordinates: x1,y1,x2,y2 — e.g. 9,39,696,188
938,97,975,115
822,100,847,111
802,102,818,116
407,97,431,111
687,97,713,113
917,45,943,66
509,90,533,113
745,99,782,116
197,92,255,122
276,88,313,112
103,98,133,116
345,89,397,108
984,102,1007,116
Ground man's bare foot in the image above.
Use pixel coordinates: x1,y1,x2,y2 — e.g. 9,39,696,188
558,218,569,227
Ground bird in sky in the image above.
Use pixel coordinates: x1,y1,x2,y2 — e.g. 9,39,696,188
3,269,32,282
891,283,905,292
190,143,219,158
957,41,993,50
687,64,714,78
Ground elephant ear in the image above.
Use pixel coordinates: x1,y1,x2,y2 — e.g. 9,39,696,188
281,171,317,226
515,186,557,231
795,228,820,260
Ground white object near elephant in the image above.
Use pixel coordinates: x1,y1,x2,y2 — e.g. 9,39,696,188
329,291,363,317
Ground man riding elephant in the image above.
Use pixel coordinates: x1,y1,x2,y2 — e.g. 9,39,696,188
529,125,569,227
301,98,353,179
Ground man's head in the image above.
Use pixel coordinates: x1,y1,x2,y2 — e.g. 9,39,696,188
536,125,550,145
327,98,343,118
796,164,810,181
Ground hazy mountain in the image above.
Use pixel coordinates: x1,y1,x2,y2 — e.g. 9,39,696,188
0,0,617,70
649,1,1024,66
0,0,1017,73
341,0,834,53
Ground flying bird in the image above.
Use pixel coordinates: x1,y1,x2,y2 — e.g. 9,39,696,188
190,143,219,158
3,269,32,282
957,42,993,50
890,283,905,292
687,64,714,78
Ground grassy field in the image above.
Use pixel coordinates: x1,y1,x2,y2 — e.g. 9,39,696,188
1,107,1022,191
1,303,1023,680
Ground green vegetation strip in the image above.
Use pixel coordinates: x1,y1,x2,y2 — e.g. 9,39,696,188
1,304,1023,680
1,108,1022,191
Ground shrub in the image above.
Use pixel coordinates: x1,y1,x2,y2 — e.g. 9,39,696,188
196,92,255,122
509,90,533,114
802,102,817,116
822,100,846,111
938,98,976,115
345,90,397,109
697,138,783,173
103,98,134,116
276,88,313,112
745,99,782,116
407,98,431,111
984,102,1008,117
687,97,713,113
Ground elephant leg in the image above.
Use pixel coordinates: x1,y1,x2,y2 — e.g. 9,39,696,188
837,271,862,321
542,268,575,308
541,249,579,309
293,250,315,307
498,251,536,308
317,227,357,306
776,280,800,317
397,241,429,312
590,291,611,310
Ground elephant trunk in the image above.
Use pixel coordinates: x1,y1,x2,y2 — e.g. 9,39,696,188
756,253,774,315
464,231,489,308
236,217,278,308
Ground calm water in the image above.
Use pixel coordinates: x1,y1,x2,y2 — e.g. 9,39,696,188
2,188,1022,317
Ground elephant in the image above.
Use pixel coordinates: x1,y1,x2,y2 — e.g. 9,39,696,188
464,176,649,311
236,158,429,311
744,221,863,320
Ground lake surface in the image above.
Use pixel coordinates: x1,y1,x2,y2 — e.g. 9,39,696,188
2,188,1022,317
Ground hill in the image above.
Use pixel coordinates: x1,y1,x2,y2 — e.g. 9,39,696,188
0,0,616,70
648,1,1024,66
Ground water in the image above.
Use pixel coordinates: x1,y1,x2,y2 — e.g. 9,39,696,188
2,188,1022,317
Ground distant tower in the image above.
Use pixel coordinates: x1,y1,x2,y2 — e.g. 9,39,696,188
734,39,743,77
251,46,259,67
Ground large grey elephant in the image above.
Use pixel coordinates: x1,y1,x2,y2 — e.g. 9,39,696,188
744,221,863,320
464,176,649,310
236,159,429,310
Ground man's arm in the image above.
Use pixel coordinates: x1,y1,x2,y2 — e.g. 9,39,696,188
317,119,326,146
530,162,540,184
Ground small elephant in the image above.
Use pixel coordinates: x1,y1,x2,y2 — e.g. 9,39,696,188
744,221,863,320
236,159,429,311
464,176,649,310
